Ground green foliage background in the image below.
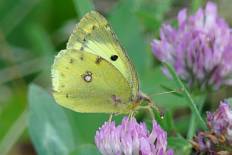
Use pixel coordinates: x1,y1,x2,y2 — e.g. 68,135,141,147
0,0,232,155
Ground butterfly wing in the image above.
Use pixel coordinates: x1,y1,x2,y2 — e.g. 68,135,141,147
52,49,132,113
67,11,139,99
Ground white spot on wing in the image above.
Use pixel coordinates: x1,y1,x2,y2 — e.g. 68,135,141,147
84,75,92,82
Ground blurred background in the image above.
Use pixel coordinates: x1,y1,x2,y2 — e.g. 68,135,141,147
1,0,232,154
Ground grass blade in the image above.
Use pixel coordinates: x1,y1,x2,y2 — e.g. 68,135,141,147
0,110,27,155
0,58,45,84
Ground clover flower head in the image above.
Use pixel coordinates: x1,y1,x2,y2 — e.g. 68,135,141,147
152,2,232,90
95,117,174,155
193,101,232,154
207,101,232,143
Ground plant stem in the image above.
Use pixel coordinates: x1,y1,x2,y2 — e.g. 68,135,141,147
164,63,207,130
187,95,206,140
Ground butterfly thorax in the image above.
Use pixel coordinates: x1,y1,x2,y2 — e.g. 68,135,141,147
127,91,153,112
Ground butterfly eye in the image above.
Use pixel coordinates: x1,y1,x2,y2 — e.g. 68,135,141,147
110,55,118,61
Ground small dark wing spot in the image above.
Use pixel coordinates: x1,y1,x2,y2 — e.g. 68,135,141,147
111,95,122,105
95,56,103,64
110,55,118,61
92,25,96,30
69,58,74,64
80,54,84,60
66,94,69,98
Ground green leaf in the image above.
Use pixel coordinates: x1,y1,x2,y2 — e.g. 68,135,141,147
164,111,175,132
73,0,94,16
175,115,191,135
62,111,112,144
28,84,77,155
159,85,183,97
168,137,192,155
69,144,100,155
164,63,207,130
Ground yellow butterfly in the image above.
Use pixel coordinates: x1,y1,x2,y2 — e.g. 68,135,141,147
51,11,153,114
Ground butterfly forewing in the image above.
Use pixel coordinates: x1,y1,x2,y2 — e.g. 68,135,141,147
67,11,139,99
52,49,132,113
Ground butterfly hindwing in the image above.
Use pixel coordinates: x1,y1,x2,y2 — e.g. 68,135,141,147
52,49,132,113
67,11,139,98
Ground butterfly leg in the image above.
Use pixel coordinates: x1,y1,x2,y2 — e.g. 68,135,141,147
108,113,120,122
108,114,113,122
138,92,164,119
128,110,136,119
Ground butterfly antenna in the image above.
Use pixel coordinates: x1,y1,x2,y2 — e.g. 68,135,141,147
149,88,183,97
